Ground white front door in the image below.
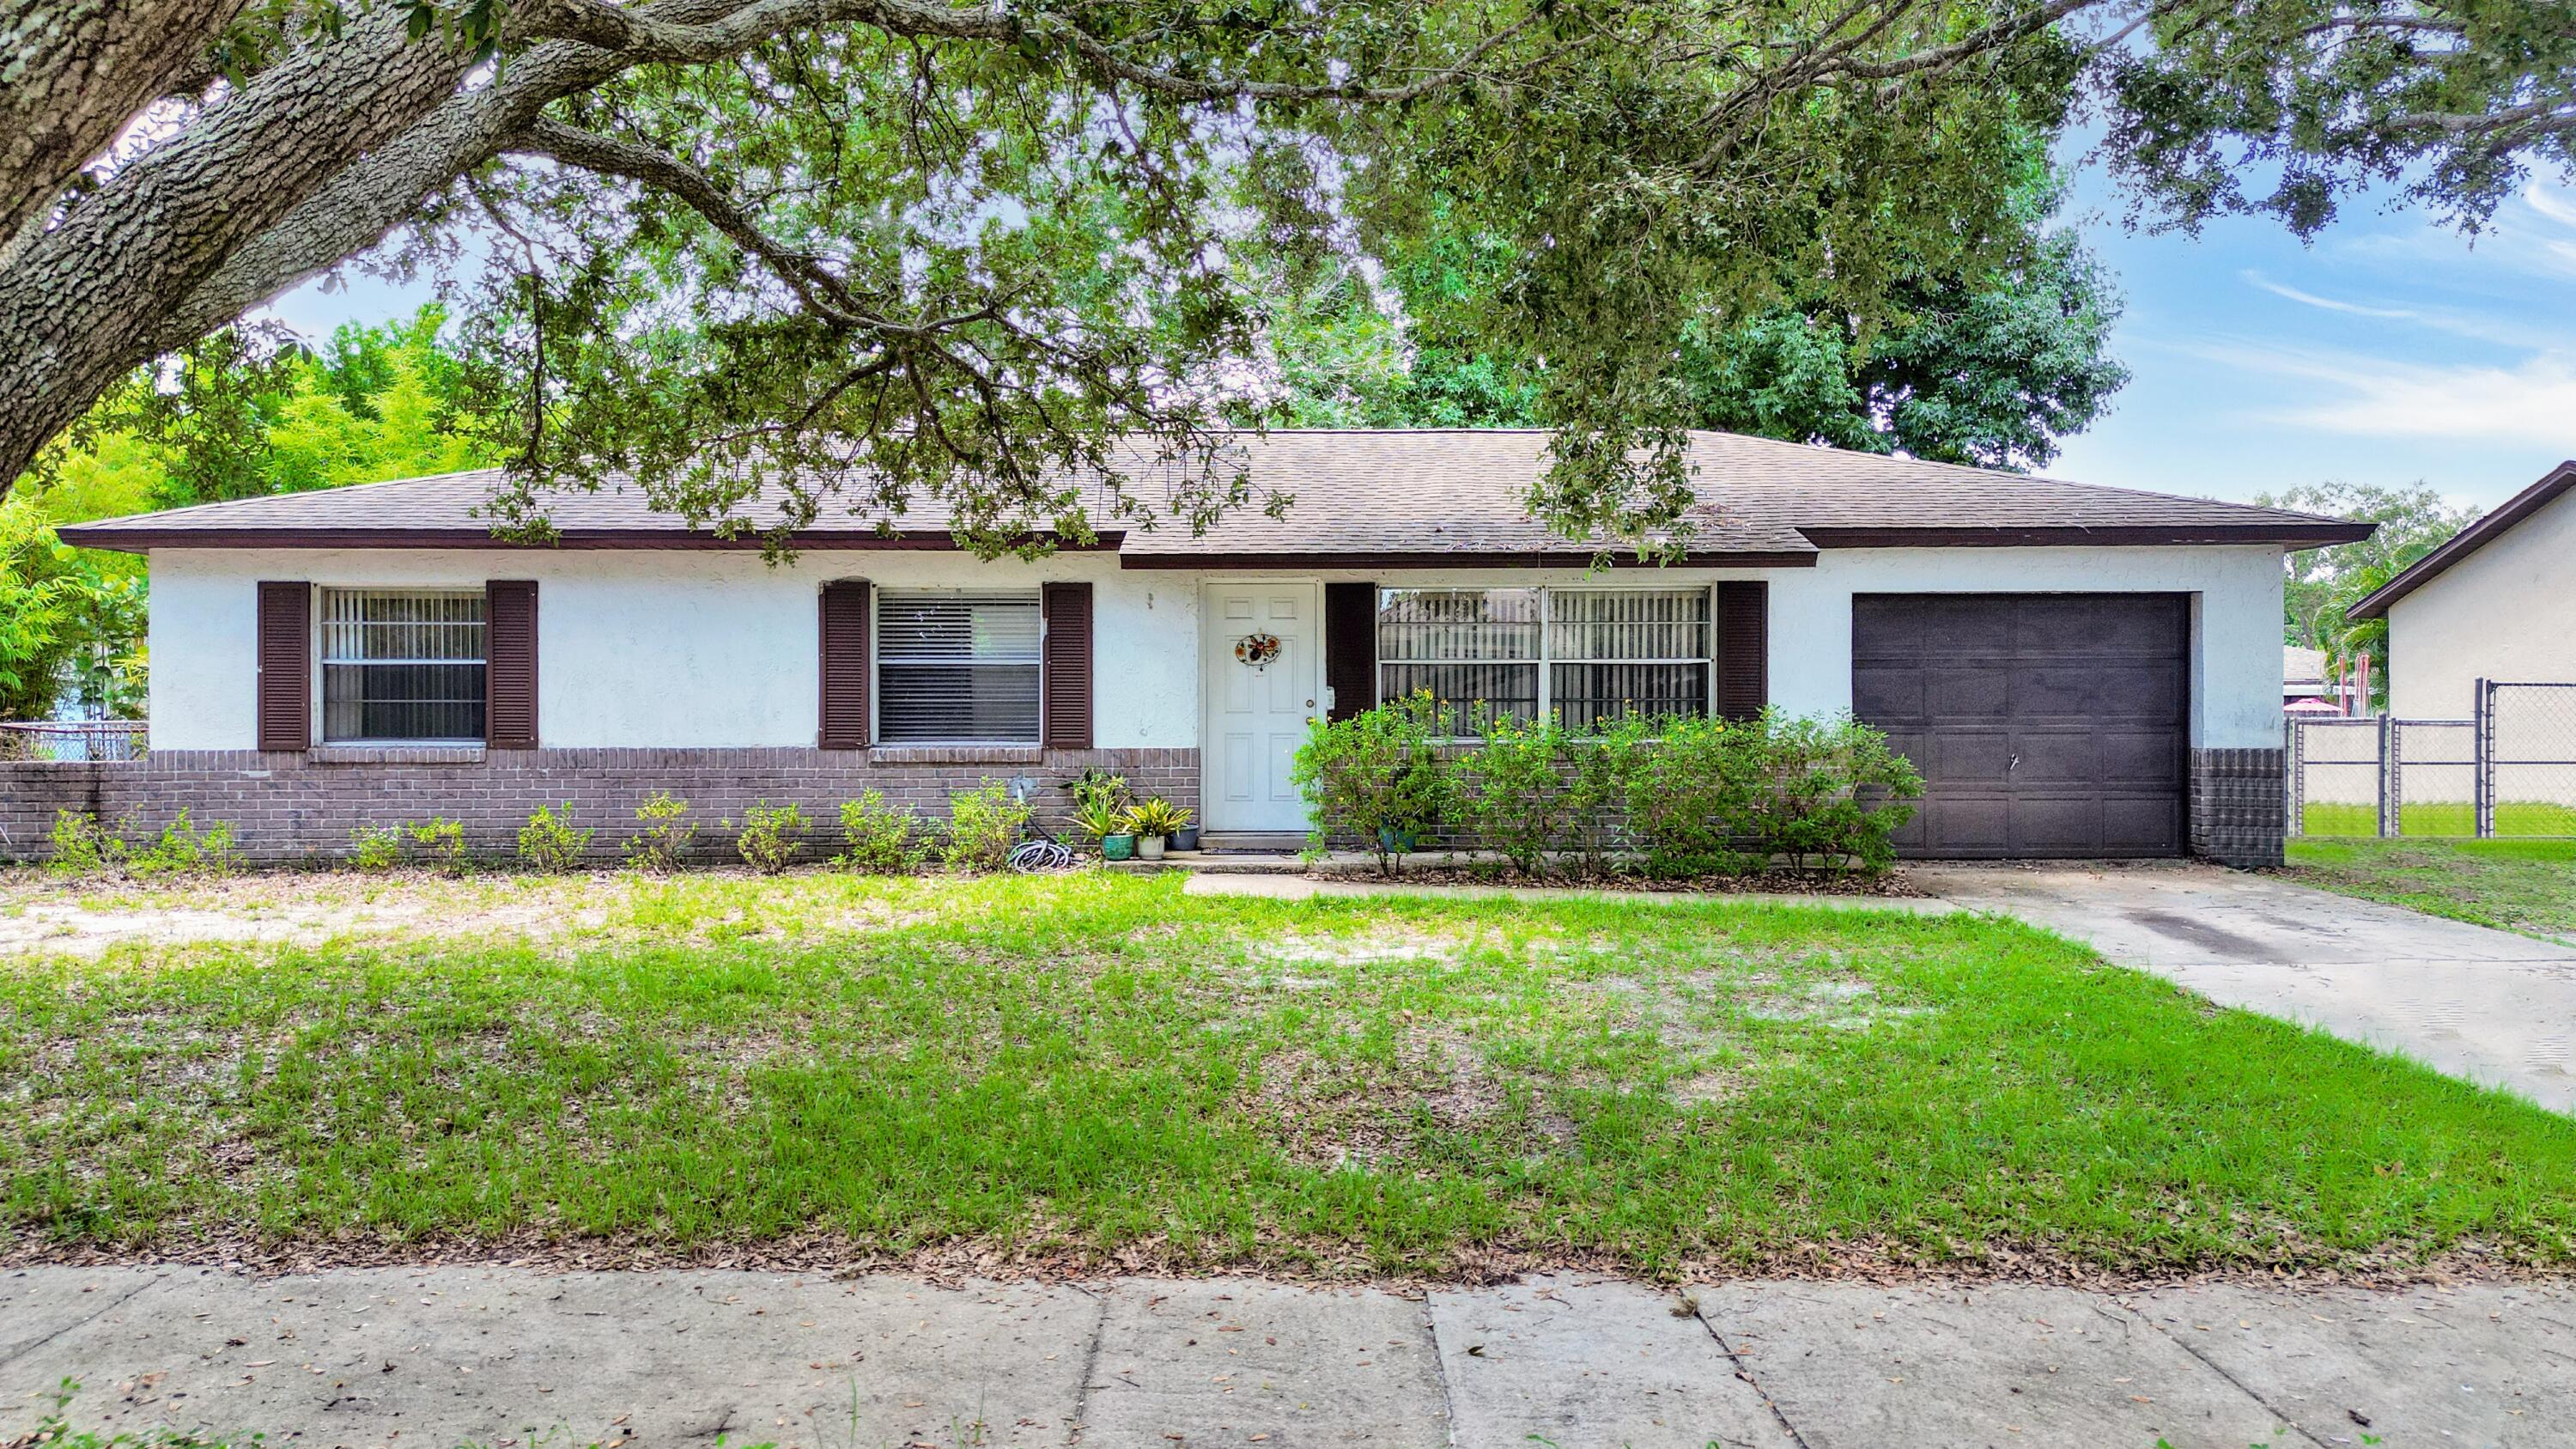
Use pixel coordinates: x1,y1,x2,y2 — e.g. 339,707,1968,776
1201,582,1324,832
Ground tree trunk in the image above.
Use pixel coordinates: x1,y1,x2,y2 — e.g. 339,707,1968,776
0,0,254,272
0,9,471,485
0,0,757,490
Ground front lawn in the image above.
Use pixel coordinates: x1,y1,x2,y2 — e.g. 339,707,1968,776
3,871,2572,1278
2284,836,2576,942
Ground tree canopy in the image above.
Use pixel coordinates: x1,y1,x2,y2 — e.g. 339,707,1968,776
3,307,499,721
4,0,2570,552
1261,158,2129,472
2257,479,2482,682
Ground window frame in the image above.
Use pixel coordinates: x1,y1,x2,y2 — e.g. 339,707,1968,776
870,586,1046,746
1374,584,1717,735
314,586,489,746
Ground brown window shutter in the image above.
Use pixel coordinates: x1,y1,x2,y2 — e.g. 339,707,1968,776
255,581,311,752
1324,581,1378,721
818,579,872,749
1715,581,1768,722
484,580,539,749
1041,581,1093,750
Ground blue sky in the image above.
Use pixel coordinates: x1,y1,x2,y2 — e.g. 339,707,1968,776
2045,165,2576,510
262,161,2576,514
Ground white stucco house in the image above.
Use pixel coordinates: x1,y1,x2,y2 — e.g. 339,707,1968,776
2350,461,2576,721
31,429,2369,867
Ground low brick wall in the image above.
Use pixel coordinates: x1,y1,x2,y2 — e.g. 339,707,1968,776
2189,746,2287,869
0,747,1198,865
0,762,106,861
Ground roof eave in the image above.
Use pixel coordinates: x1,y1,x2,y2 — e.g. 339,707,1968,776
1115,548,1820,570
52,527,1126,555
2347,461,2576,622
1796,523,2377,550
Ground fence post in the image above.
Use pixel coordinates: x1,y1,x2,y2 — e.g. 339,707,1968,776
2378,711,2395,837
2475,677,2494,839
2285,715,2303,839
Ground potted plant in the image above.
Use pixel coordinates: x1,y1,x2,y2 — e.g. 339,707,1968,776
1125,797,1186,861
1068,771,1133,861
1165,806,1200,853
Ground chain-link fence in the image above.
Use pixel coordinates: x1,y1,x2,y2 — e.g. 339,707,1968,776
2479,681,2576,837
0,721,148,762
2290,680,2576,837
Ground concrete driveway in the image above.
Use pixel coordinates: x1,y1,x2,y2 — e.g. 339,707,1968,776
1914,861,2576,1113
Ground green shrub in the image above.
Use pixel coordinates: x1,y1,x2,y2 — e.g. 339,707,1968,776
46,809,112,876
410,817,468,875
1459,709,1568,878
1615,713,1759,879
624,791,696,874
1613,709,1923,876
942,779,1030,872
837,789,926,873
1559,720,1631,879
1728,710,1923,872
1291,689,1455,875
514,802,592,873
732,801,807,874
349,824,404,873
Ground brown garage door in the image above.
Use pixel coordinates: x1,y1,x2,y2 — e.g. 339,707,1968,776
1853,594,2187,859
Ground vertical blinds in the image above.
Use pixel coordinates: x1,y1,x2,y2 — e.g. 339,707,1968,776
319,589,486,743
1377,587,1712,733
877,589,1042,743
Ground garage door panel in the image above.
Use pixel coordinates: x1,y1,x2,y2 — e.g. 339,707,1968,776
1927,796,2009,854
2008,729,2099,782
2101,729,2184,785
1853,665,1925,720
2103,796,2184,853
1929,668,2012,718
1933,731,2011,782
2012,795,2104,850
1853,596,1926,653
1853,593,2186,860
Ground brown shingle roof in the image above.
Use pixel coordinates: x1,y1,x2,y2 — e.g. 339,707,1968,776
56,428,2371,557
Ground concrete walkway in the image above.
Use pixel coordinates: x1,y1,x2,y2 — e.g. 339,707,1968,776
1912,861,2576,1114
5,1267,2571,1449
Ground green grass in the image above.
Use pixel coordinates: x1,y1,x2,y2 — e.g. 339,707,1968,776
2298,800,2576,838
2285,836,2576,942
3,872,2573,1278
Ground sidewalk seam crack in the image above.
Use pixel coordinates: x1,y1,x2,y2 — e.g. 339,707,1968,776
0,1275,163,1373
2119,1302,2333,1449
1417,1296,1463,1449
1694,1306,1814,1449
1060,1281,1111,1447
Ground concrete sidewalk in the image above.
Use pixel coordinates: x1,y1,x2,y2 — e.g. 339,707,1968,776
5,1267,2569,1449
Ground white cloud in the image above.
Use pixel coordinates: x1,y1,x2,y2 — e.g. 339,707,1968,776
2241,271,2418,319
2184,338,2576,447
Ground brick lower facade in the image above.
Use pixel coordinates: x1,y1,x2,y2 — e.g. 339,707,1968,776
2189,746,2287,869
0,747,1198,865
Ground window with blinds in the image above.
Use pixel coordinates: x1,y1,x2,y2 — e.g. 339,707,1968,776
319,589,487,742
876,590,1042,743
1377,587,1710,733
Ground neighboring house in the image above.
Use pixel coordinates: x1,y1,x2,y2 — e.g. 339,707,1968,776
2349,461,2576,721
31,429,2367,868
2283,645,2361,716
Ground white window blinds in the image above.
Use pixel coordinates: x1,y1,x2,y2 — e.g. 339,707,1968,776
876,590,1042,743
1376,587,1710,733
319,589,487,742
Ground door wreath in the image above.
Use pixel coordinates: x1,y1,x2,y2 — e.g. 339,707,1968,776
1234,632,1284,669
